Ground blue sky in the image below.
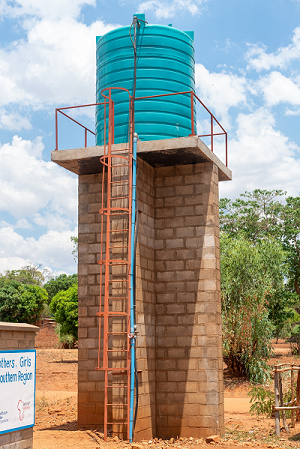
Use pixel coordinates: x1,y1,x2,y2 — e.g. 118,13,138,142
0,0,299,276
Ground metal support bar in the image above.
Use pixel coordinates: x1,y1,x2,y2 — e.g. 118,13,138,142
129,133,137,442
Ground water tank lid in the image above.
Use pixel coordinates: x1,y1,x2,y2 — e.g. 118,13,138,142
168,23,172,27
184,30,194,41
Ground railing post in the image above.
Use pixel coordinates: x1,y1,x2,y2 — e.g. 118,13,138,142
112,100,115,144
85,128,87,147
108,89,115,147
104,100,106,151
274,367,280,436
190,92,195,135
211,115,214,153
225,132,228,167
55,109,58,151
292,365,295,428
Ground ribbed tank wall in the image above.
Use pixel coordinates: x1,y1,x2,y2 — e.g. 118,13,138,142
96,17,196,144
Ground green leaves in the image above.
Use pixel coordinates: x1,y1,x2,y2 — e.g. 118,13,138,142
0,263,46,286
248,385,275,417
220,189,300,344
50,284,78,342
44,273,78,304
0,279,47,324
220,189,286,242
221,234,286,383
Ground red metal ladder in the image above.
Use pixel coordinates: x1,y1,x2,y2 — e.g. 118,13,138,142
96,88,133,440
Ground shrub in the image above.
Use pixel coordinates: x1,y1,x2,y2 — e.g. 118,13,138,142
50,284,78,344
221,234,287,383
44,273,78,304
0,279,47,324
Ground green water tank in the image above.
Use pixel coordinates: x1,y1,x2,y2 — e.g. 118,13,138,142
95,14,196,144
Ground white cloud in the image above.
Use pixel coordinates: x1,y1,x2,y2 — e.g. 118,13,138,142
286,107,300,116
195,63,248,128
0,256,32,275
257,71,300,107
33,212,75,232
0,226,77,274
0,14,120,111
15,218,32,229
0,135,77,219
246,27,300,72
0,111,32,130
137,0,207,19
0,0,96,20
220,108,300,199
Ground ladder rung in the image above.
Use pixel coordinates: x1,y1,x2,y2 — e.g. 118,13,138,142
97,261,128,266
107,349,127,353
111,196,129,200
108,297,128,300
108,279,128,282
109,368,128,372
106,404,128,407
96,312,128,317
110,180,129,184
109,280,127,282
96,311,128,316
95,367,128,372
107,422,128,425
109,229,129,232
107,385,128,388
109,245,128,249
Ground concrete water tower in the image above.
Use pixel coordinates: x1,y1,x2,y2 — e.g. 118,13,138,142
52,13,232,442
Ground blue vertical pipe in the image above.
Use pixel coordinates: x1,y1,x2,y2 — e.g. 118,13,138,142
129,133,138,442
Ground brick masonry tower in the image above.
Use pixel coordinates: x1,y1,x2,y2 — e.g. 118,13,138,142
52,135,232,440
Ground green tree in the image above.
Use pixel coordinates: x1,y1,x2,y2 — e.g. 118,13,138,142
50,284,78,345
219,189,285,242
1,263,47,286
70,236,78,262
44,273,78,304
221,234,288,383
0,278,47,324
281,196,300,301
220,189,299,336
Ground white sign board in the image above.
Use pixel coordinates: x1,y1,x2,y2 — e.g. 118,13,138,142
0,350,36,434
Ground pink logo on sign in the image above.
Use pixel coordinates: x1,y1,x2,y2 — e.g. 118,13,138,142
17,400,24,421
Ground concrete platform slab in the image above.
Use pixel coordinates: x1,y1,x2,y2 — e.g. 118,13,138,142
51,136,232,182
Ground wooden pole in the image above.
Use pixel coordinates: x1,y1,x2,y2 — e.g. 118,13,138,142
297,370,300,422
292,365,295,427
274,367,281,436
279,373,289,433
274,406,300,410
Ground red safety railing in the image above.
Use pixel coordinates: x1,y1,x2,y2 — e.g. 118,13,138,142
55,91,228,167
55,103,103,151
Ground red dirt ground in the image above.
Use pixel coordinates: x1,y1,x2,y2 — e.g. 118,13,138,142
33,336,300,449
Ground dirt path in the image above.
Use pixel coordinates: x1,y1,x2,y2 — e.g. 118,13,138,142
33,342,300,449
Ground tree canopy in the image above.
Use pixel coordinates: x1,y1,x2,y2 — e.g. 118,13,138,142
50,284,78,344
1,262,48,286
220,189,300,380
221,233,288,382
220,189,300,302
0,278,47,324
44,273,78,304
